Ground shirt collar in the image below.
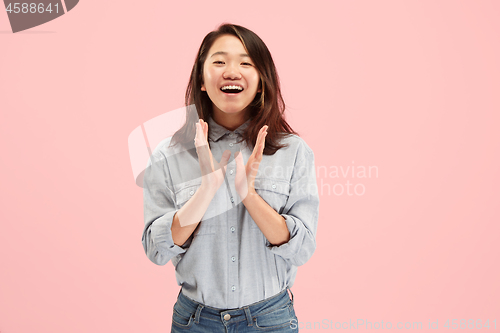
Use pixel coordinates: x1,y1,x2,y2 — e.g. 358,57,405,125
207,115,251,142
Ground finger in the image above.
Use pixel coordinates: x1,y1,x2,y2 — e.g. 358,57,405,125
195,122,206,145
257,125,267,147
195,123,214,177
251,127,265,158
204,121,208,142
256,128,268,160
194,122,202,147
200,119,207,141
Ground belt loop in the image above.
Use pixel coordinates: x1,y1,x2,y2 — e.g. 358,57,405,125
243,306,253,326
287,287,294,305
194,304,204,324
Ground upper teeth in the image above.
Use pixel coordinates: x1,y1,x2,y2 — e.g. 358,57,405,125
221,85,243,91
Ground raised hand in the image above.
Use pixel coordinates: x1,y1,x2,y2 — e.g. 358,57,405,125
234,125,268,201
194,119,231,194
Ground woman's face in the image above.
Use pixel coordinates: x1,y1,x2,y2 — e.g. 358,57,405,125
201,34,261,118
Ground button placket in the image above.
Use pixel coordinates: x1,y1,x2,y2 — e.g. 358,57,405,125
226,164,239,307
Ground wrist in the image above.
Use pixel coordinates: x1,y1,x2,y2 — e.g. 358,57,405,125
199,183,218,198
241,188,257,205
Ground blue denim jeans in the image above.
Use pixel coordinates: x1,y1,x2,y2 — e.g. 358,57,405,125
171,288,299,332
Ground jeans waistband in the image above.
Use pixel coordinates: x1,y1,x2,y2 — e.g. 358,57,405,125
176,288,294,326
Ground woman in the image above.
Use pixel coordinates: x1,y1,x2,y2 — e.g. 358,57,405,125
142,23,320,332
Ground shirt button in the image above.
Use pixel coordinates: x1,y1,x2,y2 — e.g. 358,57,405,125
272,184,276,189
231,256,236,262
229,169,234,175
229,143,234,147
230,197,234,203
229,133,234,137
189,190,194,195
224,314,231,321
231,286,236,291
230,226,235,232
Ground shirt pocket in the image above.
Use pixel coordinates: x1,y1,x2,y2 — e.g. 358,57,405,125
252,178,290,229
173,179,215,236
174,178,202,207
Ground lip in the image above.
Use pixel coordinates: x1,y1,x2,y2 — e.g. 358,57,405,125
220,90,242,96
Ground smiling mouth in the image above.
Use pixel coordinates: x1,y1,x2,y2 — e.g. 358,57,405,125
220,86,244,94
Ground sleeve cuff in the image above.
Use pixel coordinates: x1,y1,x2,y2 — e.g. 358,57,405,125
150,211,188,255
264,214,299,257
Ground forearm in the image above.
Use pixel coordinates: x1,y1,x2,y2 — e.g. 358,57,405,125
242,190,290,245
171,184,217,246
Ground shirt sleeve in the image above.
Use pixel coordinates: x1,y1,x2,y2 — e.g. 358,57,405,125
265,141,320,266
142,151,190,266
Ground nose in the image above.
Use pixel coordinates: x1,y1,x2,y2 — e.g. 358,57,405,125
223,62,241,79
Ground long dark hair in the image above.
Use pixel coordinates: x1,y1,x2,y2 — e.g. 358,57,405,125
170,23,298,155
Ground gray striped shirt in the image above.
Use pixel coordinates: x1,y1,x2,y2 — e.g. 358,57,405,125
142,115,320,309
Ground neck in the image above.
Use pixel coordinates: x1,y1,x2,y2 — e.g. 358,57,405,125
211,108,250,131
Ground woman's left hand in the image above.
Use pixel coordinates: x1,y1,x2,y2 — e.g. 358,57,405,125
235,125,268,201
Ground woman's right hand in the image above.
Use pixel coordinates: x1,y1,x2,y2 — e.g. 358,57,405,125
194,119,231,194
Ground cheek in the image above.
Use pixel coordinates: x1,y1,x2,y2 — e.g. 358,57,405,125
203,71,219,90
204,64,219,78
249,71,261,87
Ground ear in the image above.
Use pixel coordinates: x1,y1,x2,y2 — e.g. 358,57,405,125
200,74,206,91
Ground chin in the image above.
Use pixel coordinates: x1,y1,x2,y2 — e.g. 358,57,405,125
219,105,247,114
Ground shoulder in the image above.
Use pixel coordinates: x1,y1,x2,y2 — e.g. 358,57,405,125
146,136,182,170
277,133,315,160
150,136,189,159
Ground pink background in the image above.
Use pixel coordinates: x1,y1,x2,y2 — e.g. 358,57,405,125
1,1,499,332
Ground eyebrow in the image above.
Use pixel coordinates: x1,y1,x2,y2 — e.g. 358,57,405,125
209,51,250,58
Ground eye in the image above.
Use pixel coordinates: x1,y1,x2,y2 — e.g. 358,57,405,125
242,62,253,66
213,61,224,64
